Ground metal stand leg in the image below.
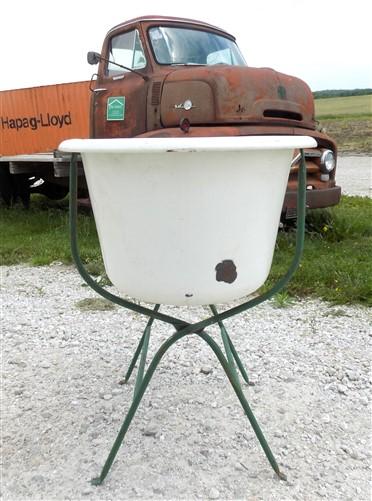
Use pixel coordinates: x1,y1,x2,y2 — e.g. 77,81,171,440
119,304,160,385
91,328,190,486
226,332,254,385
197,330,286,481
133,304,159,397
210,305,252,385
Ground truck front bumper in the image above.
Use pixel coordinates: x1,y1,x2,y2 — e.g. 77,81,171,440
283,185,341,217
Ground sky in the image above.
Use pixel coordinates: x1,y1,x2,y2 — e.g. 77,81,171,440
1,0,371,92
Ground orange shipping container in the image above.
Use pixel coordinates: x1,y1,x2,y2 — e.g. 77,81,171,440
0,81,91,156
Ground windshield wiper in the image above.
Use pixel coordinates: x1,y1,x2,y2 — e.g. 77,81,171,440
87,51,149,81
170,62,207,66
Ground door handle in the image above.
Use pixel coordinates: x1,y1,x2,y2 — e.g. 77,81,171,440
89,73,107,93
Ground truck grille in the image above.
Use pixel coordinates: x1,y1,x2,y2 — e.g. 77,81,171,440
263,109,303,121
151,82,162,105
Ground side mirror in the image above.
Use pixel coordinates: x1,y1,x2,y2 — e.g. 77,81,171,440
87,51,101,65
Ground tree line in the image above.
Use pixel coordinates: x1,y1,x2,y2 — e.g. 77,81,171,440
313,89,372,99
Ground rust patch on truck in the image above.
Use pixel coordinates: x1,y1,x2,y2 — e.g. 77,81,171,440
215,260,237,284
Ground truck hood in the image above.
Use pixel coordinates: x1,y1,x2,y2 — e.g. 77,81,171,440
160,66,315,129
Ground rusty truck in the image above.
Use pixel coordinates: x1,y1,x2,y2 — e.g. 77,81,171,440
0,15,341,218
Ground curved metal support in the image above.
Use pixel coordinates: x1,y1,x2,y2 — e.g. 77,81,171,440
169,148,307,335
69,154,187,330
69,150,307,333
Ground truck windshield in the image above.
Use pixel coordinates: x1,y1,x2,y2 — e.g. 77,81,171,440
149,26,246,66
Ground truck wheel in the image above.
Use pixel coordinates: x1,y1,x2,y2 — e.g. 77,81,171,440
0,164,13,207
280,212,298,229
0,166,30,208
31,181,68,200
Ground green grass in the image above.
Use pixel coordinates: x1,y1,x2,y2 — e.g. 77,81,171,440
1,195,371,306
0,197,102,268
315,94,372,118
265,197,372,306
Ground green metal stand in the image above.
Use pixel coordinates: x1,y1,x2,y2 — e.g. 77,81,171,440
69,150,307,485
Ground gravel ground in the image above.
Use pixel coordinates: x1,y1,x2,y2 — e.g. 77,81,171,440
337,155,372,197
1,264,371,500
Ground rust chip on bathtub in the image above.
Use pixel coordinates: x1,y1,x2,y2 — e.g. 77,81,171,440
215,260,237,284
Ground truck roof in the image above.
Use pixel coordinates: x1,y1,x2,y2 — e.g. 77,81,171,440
107,15,235,40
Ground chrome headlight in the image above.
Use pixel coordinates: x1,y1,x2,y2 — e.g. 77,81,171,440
320,150,336,173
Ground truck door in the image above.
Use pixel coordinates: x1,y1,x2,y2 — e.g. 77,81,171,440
92,28,148,139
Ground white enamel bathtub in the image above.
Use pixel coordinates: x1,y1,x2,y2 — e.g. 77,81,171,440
59,136,316,305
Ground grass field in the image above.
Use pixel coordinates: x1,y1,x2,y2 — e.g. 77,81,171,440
315,94,372,118
1,196,371,306
315,94,372,153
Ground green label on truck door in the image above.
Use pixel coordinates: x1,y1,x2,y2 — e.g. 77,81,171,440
107,96,125,121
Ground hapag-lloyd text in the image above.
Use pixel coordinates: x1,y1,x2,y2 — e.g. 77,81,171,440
1,112,72,131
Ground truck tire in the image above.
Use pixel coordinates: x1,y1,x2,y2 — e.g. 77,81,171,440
0,164,13,207
30,181,69,200
0,165,30,208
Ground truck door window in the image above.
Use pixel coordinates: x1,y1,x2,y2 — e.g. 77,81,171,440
107,29,146,75
149,26,246,66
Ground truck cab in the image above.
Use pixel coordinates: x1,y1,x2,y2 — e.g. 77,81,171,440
90,15,341,219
